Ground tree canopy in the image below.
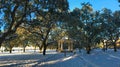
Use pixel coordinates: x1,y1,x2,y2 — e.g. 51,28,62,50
0,0,120,55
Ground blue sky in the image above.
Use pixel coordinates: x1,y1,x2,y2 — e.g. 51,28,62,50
0,0,119,19
68,0,120,12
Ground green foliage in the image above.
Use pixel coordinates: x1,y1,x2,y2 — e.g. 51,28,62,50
0,0,120,54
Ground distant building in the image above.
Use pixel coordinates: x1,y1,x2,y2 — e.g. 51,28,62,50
57,37,73,52
116,38,120,48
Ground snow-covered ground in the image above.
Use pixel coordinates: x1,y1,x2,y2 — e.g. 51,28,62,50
0,49,120,67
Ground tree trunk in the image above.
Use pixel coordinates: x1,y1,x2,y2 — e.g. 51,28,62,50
102,41,106,52
0,41,2,48
87,50,90,54
105,42,108,51
113,42,117,52
38,46,42,53
43,43,47,55
23,47,26,52
42,36,50,55
37,44,42,53
86,49,90,54
114,36,119,52
42,27,51,55
0,35,6,47
34,45,37,53
86,45,91,54
9,48,12,53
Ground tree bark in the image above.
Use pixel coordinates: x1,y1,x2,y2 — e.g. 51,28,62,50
0,37,5,47
36,43,42,53
113,36,119,52
86,45,91,54
38,45,42,53
42,25,52,55
9,48,12,53
113,42,117,52
0,30,13,47
86,48,90,54
42,37,47,55
23,47,26,52
34,44,37,53
43,43,47,55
